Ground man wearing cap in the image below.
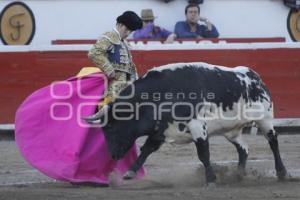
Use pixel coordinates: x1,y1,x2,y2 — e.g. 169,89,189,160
133,9,176,43
87,11,142,114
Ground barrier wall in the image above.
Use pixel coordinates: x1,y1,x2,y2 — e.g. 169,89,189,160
1,43,300,123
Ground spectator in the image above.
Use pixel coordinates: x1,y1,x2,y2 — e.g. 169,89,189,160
174,4,219,39
133,9,176,43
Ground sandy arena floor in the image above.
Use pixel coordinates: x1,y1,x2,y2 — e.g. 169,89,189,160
0,134,300,200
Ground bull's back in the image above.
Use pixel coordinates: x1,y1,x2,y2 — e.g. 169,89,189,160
142,63,271,106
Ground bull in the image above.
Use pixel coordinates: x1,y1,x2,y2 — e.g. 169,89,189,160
87,62,287,185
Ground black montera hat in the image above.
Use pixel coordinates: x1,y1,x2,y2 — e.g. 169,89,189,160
116,11,143,31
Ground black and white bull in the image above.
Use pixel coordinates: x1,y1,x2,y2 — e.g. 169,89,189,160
92,62,287,184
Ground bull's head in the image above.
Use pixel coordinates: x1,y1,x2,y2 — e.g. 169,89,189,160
100,103,137,160
103,102,155,160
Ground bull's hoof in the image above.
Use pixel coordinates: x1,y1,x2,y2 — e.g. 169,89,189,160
236,166,246,181
206,182,217,189
277,169,288,181
123,170,136,180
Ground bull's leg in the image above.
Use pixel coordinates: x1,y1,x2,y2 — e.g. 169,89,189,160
195,138,217,184
257,120,287,181
188,119,216,184
266,129,287,180
123,135,164,180
225,133,248,179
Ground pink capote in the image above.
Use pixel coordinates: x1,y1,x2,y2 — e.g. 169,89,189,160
15,73,145,184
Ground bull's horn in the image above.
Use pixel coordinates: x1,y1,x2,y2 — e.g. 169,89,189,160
82,105,109,124
82,112,102,123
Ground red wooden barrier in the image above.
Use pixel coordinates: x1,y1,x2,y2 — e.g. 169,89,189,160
0,47,300,123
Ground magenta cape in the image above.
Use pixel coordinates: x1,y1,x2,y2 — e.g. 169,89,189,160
15,73,145,184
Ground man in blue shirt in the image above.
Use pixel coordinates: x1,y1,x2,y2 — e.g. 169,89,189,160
175,4,219,38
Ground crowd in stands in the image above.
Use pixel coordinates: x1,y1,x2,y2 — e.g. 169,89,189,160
132,3,219,43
